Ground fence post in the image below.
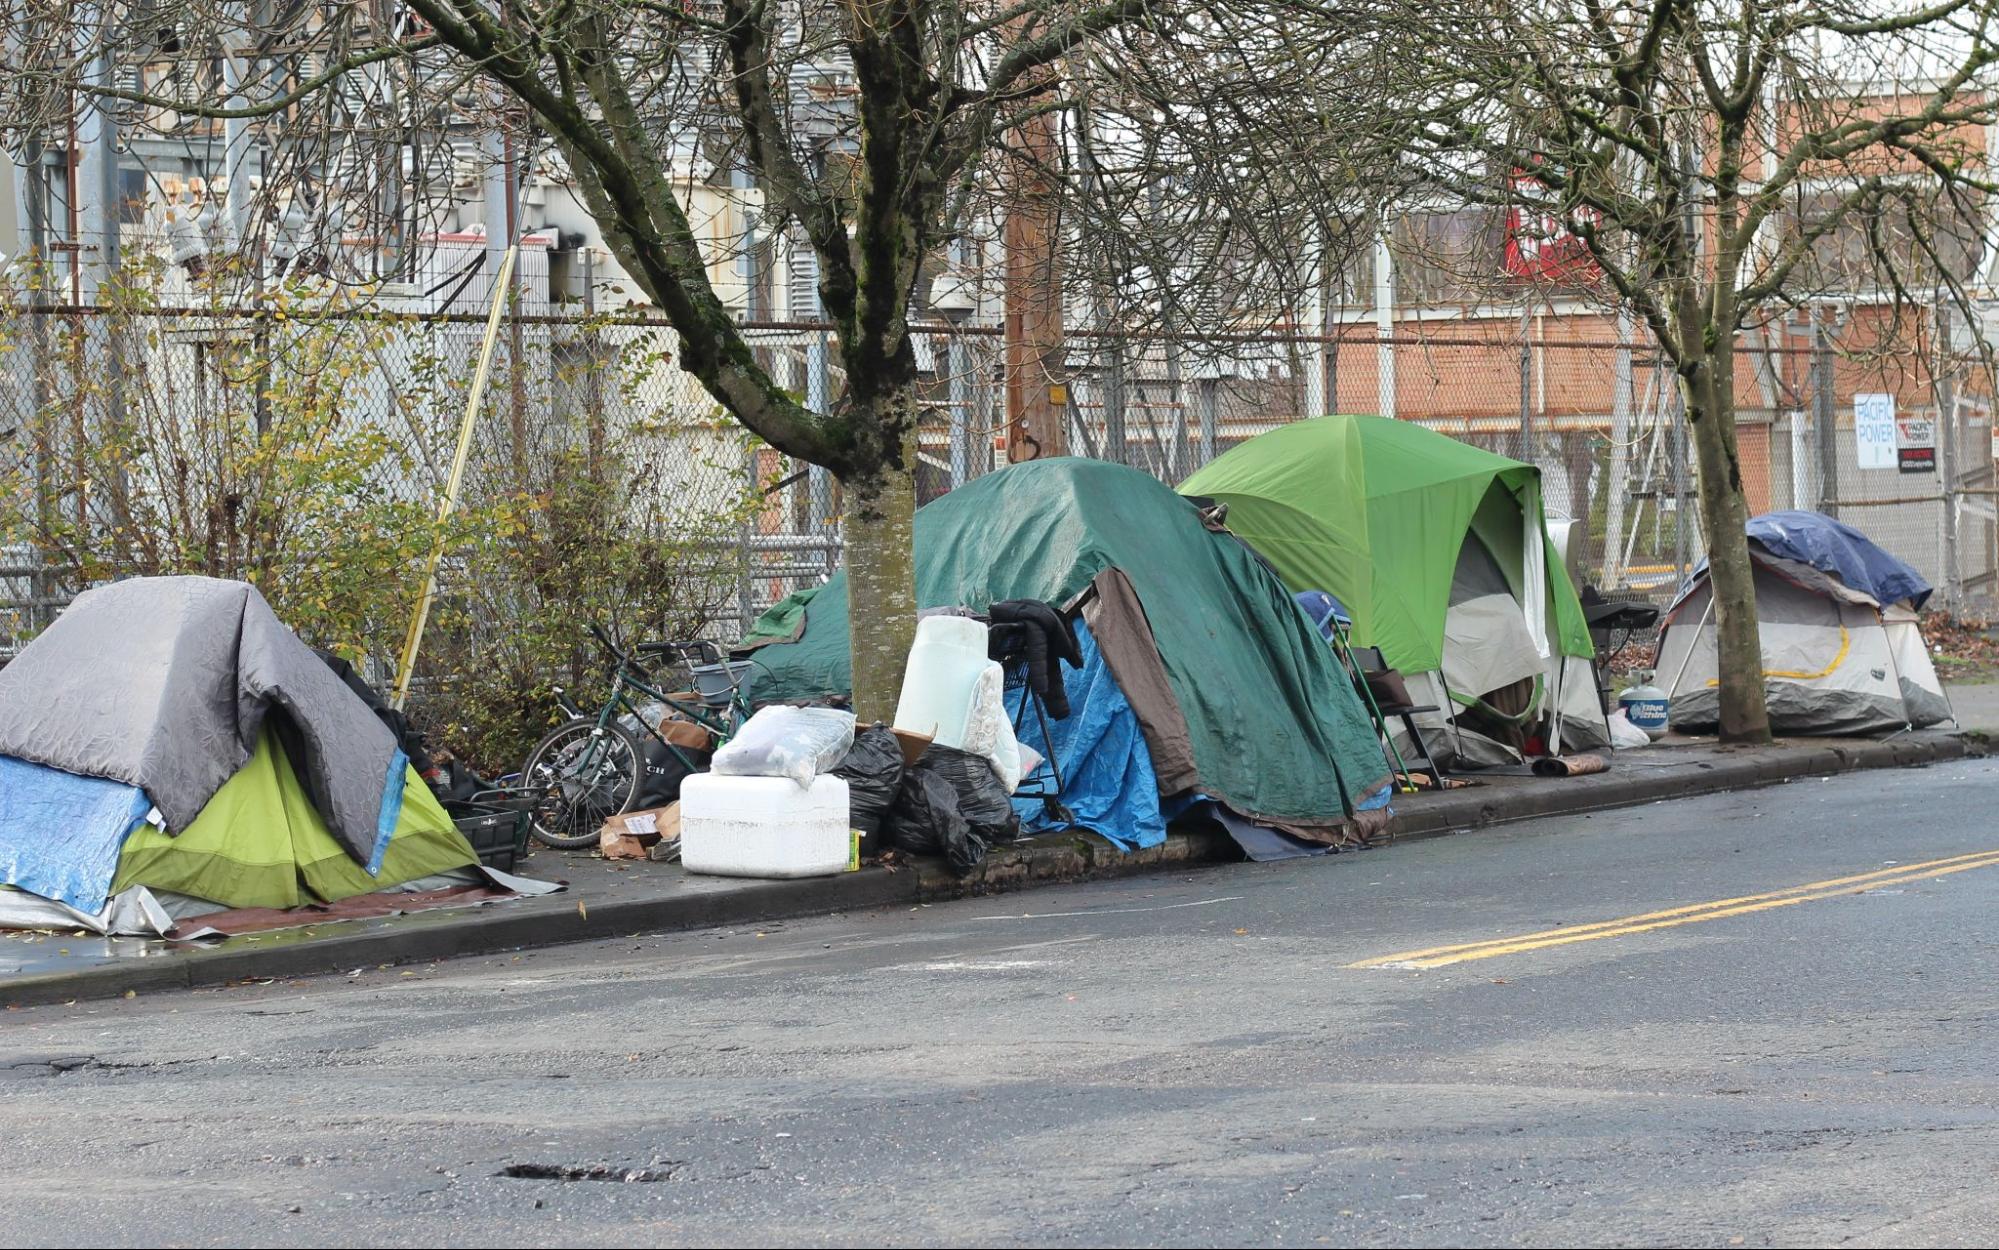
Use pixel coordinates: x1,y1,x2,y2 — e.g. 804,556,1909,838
1517,301,1534,463
1813,320,1839,520
737,443,756,633
1103,343,1128,465
1373,225,1395,419
1198,376,1218,465
1669,369,1689,577
1601,311,1634,587
806,331,833,530
947,327,968,490
1938,304,1961,608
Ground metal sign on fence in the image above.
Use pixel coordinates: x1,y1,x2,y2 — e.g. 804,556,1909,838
1854,393,1898,470
1896,411,1937,474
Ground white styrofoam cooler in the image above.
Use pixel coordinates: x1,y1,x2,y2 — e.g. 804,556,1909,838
679,772,852,878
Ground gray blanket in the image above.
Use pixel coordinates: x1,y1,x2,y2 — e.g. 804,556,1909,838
0,577,402,866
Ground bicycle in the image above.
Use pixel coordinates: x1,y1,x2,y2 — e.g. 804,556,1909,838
517,623,755,848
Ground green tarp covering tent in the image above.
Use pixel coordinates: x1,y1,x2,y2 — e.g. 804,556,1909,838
1179,415,1607,759
744,457,1392,840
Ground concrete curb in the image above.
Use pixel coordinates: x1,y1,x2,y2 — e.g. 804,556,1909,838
2,734,1973,1009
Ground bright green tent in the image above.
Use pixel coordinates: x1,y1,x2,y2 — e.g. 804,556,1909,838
1179,415,1595,675
110,730,477,911
745,457,1391,834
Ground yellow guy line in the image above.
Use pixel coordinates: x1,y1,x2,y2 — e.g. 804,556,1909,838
1350,849,1999,970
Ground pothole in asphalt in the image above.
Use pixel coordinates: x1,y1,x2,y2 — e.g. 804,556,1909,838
2,1055,100,1079
499,1162,680,1183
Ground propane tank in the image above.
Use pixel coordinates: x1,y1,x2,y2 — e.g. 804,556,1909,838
1617,673,1671,741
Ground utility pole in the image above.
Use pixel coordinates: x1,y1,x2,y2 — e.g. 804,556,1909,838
1003,106,1065,461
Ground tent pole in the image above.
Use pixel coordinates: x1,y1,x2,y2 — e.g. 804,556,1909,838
1548,656,1565,756
1876,607,1916,732
1663,592,1715,701
391,245,519,712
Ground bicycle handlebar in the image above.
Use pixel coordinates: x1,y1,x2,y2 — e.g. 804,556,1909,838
646,639,723,666
589,624,728,673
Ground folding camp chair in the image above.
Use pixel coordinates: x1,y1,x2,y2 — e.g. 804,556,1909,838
1301,593,1445,793
1345,645,1447,791
987,619,1075,824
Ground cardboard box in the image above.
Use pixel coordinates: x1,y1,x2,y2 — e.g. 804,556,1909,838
599,802,681,859
658,718,714,751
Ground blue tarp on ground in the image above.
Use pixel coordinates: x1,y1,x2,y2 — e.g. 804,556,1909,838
1748,511,1933,609
1009,620,1166,853
0,755,152,912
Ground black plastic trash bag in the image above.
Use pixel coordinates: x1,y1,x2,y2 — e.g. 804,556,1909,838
887,745,1020,876
889,767,986,875
922,744,1022,846
832,725,904,837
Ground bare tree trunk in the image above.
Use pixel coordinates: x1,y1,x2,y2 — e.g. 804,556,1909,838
841,393,919,724
1684,347,1772,744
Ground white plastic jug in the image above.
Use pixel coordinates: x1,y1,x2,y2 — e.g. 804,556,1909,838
679,772,853,878
892,614,990,750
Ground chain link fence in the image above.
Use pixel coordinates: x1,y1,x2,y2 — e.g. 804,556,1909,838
3,299,1988,754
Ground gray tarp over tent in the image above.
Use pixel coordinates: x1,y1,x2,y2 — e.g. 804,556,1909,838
0,576,406,865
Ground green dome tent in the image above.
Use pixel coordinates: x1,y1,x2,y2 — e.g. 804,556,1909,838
744,457,1392,842
110,730,478,911
1,732,481,934
1179,415,1607,760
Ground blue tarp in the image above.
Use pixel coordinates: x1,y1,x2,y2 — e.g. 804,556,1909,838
1295,590,1353,638
1010,620,1166,852
1747,510,1933,609
1010,617,1393,860
0,755,152,912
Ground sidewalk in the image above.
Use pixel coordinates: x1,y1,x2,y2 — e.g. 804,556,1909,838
0,731,1972,1008
1944,679,1999,734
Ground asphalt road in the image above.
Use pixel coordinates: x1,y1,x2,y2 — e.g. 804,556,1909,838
4,758,1999,1249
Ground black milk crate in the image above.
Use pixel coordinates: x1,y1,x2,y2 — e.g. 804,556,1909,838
450,803,532,872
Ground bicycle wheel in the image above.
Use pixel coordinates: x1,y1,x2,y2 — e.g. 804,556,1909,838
520,720,643,848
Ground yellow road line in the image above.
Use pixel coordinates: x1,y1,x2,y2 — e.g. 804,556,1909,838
1350,849,1999,970
1350,850,1999,965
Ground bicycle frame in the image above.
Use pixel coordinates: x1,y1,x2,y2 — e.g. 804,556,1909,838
587,657,742,774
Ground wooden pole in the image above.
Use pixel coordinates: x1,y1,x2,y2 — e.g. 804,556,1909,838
1004,106,1065,461
390,245,518,711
